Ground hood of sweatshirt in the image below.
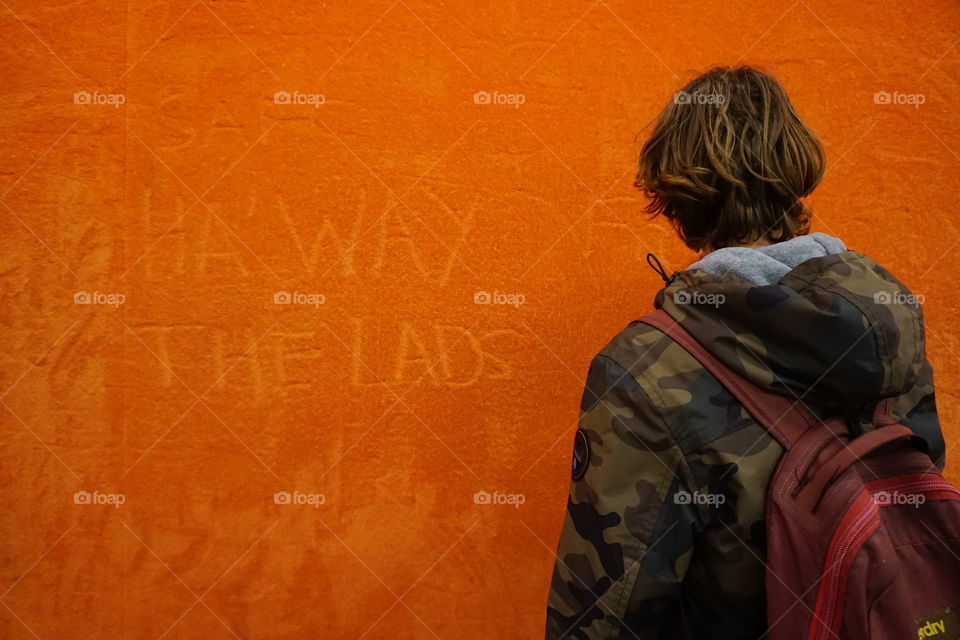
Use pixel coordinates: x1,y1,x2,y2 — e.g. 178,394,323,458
652,234,942,462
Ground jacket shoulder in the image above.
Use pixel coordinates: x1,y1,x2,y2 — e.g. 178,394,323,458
590,320,755,455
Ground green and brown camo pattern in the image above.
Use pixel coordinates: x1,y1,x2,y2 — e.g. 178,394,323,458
545,250,943,639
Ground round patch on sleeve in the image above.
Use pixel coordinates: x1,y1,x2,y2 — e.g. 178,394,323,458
571,429,590,481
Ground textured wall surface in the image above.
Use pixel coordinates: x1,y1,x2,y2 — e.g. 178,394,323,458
1,1,959,638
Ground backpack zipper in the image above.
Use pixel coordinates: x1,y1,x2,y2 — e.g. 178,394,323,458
807,475,960,640
809,494,879,640
870,478,960,498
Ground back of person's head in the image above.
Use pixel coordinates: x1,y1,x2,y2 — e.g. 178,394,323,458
636,66,825,252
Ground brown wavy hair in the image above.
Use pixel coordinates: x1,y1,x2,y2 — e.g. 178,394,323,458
636,66,825,251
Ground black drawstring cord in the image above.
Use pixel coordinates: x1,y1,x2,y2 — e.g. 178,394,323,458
646,253,680,286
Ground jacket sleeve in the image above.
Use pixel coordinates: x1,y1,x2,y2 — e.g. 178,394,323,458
545,353,702,639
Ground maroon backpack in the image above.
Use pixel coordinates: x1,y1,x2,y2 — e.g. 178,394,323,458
639,310,960,640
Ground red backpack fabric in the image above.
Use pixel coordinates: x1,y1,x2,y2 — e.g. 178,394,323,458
639,310,960,640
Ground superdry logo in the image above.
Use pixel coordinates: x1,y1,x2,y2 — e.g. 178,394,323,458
916,606,960,640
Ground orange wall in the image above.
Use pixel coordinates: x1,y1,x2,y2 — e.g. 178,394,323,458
2,1,959,638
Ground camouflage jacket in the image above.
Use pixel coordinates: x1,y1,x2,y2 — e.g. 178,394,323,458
545,250,945,639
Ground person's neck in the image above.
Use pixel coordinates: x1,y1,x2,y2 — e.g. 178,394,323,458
700,236,776,257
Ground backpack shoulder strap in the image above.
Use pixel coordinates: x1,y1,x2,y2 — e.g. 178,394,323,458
637,309,815,449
